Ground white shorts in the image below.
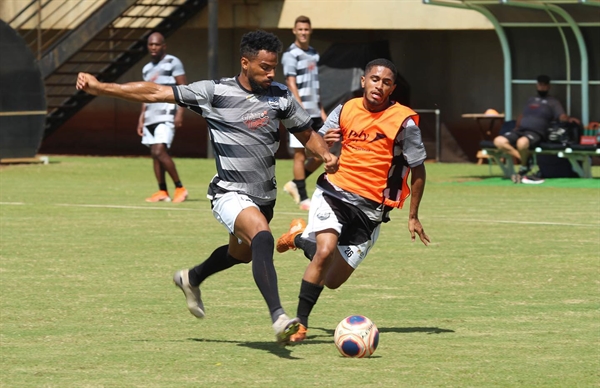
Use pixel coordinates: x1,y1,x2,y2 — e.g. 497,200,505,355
288,132,304,149
211,192,259,237
142,122,175,148
301,188,381,269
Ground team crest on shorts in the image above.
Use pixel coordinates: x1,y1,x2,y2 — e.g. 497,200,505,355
316,211,331,220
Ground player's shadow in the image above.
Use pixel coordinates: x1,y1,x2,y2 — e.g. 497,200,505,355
295,326,454,344
188,338,302,359
379,327,455,334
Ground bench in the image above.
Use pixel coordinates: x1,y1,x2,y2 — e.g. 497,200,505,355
479,140,599,179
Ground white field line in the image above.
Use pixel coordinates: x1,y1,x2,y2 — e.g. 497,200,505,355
426,216,598,227
56,203,198,211
2,202,598,227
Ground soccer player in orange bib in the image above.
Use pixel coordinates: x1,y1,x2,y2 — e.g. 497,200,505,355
277,58,430,342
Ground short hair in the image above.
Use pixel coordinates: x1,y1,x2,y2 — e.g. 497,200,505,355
240,30,283,59
537,74,551,85
295,15,311,26
364,58,397,82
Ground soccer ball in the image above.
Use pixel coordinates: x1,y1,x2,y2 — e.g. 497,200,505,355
334,315,379,358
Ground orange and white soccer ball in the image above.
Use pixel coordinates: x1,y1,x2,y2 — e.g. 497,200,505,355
334,315,379,358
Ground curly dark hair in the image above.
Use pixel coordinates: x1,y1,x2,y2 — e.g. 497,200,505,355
365,58,397,82
240,30,283,59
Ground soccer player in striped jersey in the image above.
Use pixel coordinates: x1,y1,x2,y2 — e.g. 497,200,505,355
76,30,338,345
276,59,430,342
138,32,188,203
281,16,328,210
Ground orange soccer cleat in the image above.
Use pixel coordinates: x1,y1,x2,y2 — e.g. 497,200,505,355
172,187,189,203
145,190,171,202
276,218,306,253
290,324,308,343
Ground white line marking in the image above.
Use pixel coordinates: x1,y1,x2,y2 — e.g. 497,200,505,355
4,203,598,227
56,204,199,211
429,216,598,227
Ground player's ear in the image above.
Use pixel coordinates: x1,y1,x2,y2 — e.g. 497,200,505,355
241,56,249,70
360,76,365,88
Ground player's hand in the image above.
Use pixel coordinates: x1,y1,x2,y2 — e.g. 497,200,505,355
408,218,430,246
323,152,339,174
323,128,341,148
136,124,144,137
76,72,100,95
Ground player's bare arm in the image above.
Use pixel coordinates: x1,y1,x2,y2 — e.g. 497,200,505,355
407,163,430,246
295,129,339,173
137,104,146,136
285,76,303,107
76,72,176,104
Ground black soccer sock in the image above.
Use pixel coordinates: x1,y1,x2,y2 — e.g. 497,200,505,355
174,181,183,188
251,231,285,323
293,179,309,202
297,279,324,328
158,183,168,191
294,235,316,261
188,245,245,287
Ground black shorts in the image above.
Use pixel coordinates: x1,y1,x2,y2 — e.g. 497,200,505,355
502,128,543,148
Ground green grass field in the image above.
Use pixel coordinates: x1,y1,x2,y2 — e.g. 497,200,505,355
1,156,599,387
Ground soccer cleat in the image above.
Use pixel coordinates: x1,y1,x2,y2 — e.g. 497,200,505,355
290,324,308,343
276,218,306,253
273,314,301,345
146,190,171,202
173,269,205,318
172,187,188,203
283,181,301,204
522,175,545,184
299,198,311,211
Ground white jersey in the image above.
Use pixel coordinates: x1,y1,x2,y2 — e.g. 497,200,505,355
281,43,321,118
142,54,185,126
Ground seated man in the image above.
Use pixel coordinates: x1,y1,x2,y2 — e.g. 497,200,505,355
493,74,579,183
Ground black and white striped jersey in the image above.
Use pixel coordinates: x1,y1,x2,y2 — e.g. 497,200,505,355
173,76,312,204
281,43,321,119
142,54,185,126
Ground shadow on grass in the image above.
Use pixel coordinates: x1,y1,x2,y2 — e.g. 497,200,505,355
292,326,455,345
165,326,455,357
187,338,302,359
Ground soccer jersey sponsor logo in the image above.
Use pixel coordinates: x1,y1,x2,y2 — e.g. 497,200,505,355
242,110,270,130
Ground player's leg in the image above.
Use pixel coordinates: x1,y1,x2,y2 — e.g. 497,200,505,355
173,192,254,318
290,189,344,341
324,223,381,289
303,156,323,180
152,123,187,202
231,196,300,343
142,124,171,202
173,238,247,319
284,133,311,209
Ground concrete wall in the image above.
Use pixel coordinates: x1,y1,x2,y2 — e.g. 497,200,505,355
33,1,599,161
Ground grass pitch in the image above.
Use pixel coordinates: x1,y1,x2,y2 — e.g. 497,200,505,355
1,156,599,387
